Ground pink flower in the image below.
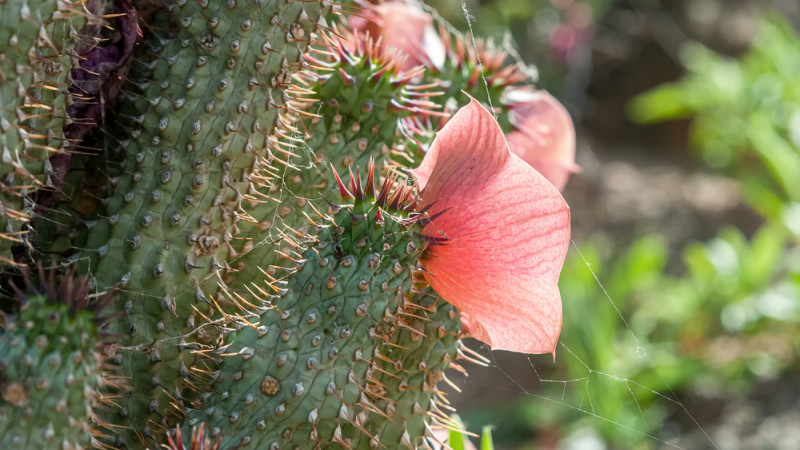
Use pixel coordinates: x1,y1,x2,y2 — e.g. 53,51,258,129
351,3,578,191
350,0,445,72
506,89,579,191
414,98,571,355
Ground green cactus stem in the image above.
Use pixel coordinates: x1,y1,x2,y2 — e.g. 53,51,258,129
185,165,462,448
0,0,87,267
0,0,553,447
36,0,339,445
0,267,118,449
1,0,138,272
220,27,445,296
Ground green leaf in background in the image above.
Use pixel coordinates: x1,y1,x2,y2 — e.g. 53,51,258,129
447,427,466,450
445,415,494,450
631,14,800,212
453,7,800,450
481,426,495,450
746,113,800,201
447,415,470,450
628,82,696,123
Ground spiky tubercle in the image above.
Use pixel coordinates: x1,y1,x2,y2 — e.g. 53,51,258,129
220,27,445,294
0,268,118,449
183,168,462,449
294,27,448,171
0,0,91,268
402,13,542,163
165,423,220,450
38,0,336,446
432,21,532,98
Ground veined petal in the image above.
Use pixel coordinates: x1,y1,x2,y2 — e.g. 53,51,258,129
433,277,563,355
507,90,579,191
416,98,571,354
350,1,445,71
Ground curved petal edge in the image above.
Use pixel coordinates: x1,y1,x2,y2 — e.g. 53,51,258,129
415,98,571,354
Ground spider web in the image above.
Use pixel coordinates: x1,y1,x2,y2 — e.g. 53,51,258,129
82,2,724,447
223,5,723,448
440,240,719,449
432,2,722,449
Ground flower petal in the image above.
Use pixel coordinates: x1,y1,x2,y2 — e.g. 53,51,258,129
417,98,571,354
350,1,444,71
507,90,579,191
507,131,578,191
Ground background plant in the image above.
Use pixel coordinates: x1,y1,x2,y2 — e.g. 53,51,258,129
442,3,800,449
0,0,571,448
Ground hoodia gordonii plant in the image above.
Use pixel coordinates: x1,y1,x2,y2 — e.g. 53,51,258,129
0,0,574,448
1,0,139,269
0,267,118,448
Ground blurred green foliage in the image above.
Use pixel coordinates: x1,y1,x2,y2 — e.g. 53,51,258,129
464,224,798,447
548,13,800,448
631,15,800,224
458,11,800,449
448,416,495,450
